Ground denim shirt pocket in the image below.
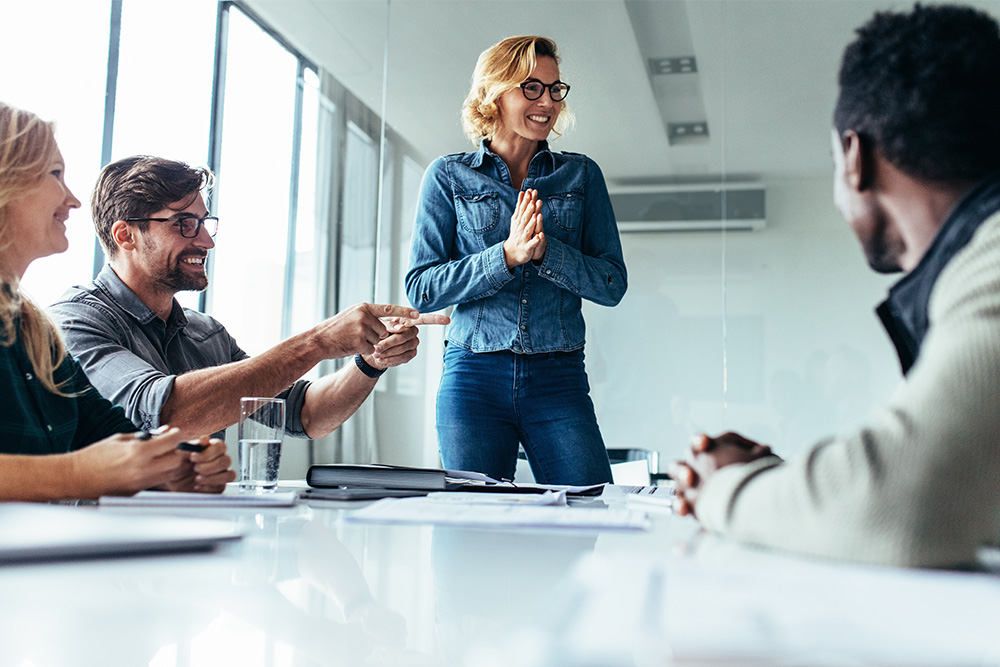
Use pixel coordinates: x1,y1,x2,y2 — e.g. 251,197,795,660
455,190,501,238
546,191,585,232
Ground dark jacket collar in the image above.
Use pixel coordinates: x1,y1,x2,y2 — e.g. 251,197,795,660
877,175,1000,375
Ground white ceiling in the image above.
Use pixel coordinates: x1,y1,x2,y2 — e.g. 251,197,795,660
243,0,1000,186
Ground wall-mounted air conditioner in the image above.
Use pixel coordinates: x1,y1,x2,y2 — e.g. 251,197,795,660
609,183,766,232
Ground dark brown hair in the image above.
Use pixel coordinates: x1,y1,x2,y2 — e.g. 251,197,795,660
91,156,212,258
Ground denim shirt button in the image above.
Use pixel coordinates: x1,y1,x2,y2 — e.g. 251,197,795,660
520,325,526,331
545,270,552,275
25,372,34,381
521,299,527,304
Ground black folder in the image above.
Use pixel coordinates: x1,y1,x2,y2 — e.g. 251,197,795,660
305,464,497,491
305,464,606,498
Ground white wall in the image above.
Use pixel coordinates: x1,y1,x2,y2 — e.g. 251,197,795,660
366,176,904,472
584,176,901,465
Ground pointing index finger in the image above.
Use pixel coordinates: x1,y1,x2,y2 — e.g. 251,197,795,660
380,313,451,329
408,313,451,326
371,304,419,320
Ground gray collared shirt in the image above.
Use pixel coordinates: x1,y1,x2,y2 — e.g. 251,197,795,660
48,265,309,439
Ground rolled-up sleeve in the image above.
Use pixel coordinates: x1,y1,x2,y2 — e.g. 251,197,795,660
62,356,138,449
51,299,174,431
277,379,311,439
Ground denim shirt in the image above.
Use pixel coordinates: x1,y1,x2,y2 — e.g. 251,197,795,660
405,141,627,353
48,265,310,439
876,174,1000,375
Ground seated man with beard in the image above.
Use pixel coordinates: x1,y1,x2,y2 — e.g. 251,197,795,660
50,156,447,442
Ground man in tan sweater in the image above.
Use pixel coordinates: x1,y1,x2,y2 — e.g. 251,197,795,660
670,4,1000,568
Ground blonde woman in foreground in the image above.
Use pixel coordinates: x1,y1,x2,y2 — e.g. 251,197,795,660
0,102,234,501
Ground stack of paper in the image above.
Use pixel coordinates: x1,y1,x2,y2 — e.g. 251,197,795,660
346,497,649,531
99,490,298,507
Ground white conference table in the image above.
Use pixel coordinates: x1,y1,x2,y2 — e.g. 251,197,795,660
3,484,1000,667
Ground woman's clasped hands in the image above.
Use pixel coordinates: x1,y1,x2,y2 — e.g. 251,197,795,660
503,189,547,269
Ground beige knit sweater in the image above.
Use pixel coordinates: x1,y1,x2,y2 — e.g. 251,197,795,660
697,210,1000,568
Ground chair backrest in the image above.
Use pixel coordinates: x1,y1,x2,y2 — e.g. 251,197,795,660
606,448,659,474
606,448,660,486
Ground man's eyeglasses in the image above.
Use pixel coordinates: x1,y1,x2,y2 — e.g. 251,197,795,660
124,215,219,239
520,79,571,102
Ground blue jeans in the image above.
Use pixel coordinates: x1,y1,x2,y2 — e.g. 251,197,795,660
436,345,613,485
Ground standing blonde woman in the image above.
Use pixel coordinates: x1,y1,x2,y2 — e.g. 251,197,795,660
405,36,627,485
0,102,234,500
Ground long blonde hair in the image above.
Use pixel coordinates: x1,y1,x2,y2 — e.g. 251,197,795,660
0,102,72,395
461,35,575,145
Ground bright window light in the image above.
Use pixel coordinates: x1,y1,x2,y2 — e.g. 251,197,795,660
113,0,217,311
208,7,298,356
1,1,111,306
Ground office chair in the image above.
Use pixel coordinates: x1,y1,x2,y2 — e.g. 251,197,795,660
605,448,671,485
516,447,671,485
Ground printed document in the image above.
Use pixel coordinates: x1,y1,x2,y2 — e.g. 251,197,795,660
346,497,649,531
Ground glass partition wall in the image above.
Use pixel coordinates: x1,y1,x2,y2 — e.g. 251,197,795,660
246,0,918,470
12,0,960,475
370,0,906,469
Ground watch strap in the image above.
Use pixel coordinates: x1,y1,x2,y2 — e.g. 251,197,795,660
354,353,387,378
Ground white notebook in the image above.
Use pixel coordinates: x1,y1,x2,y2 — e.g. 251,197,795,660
99,490,297,507
0,503,241,564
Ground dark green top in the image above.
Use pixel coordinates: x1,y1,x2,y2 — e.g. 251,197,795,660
1,321,135,455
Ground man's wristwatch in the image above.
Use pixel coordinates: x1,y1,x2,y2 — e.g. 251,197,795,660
354,354,387,378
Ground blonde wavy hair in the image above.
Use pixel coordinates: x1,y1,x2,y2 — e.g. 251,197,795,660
0,102,72,395
461,35,575,145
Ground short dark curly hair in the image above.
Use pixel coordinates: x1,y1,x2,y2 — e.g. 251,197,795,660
834,3,1000,184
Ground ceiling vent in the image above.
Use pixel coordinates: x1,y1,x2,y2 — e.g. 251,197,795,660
610,184,766,232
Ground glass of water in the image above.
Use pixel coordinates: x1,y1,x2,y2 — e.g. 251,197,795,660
238,397,285,492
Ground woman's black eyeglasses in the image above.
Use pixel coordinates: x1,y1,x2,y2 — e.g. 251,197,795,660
124,215,219,239
520,79,571,102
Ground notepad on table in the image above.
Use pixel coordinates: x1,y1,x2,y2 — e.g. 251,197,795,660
99,490,298,507
345,496,649,531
